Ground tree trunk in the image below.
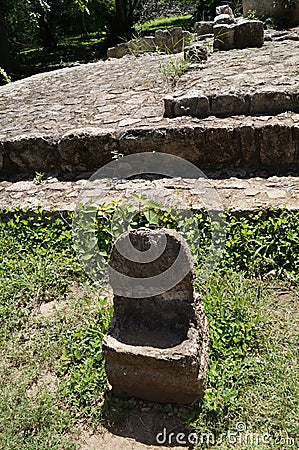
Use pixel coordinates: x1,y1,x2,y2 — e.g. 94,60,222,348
82,11,88,37
38,8,57,53
108,0,140,45
0,0,13,73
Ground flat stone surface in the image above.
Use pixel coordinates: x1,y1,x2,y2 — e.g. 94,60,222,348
1,175,299,212
0,28,298,140
176,27,299,97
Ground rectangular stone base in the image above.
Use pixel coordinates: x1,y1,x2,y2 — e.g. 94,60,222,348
103,325,209,404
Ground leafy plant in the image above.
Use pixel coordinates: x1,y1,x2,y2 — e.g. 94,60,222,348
0,67,11,85
33,171,45,184
246,9,259,20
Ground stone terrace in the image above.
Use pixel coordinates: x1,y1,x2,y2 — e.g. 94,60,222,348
165,29,299,118
0,27,299,211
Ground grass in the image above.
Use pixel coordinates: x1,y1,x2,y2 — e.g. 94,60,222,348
0,207,298,448
16,33,107,76
135,14,193,34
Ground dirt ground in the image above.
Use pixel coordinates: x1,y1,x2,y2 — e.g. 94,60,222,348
79,405,193,449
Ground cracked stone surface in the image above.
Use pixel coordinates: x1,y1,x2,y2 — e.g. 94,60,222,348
165,28,299,118
1,176,299,212
176,28,299,97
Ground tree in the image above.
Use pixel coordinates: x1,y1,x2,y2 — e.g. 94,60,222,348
0,0,14,73
35,1,57,52
108,0,141,44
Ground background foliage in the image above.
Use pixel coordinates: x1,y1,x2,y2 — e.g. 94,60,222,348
0,0,237,77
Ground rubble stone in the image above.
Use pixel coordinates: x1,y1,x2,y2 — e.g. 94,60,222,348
214,13,235,25
184,42,211,62
195,21,214,36
234,19,264,49
216,4,234,17
107,27,192,59
107,43,130,59
213,24,235,50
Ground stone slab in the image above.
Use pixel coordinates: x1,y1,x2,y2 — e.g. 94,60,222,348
1,175,299,212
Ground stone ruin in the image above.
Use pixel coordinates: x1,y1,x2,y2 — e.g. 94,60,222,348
102,228,209,404
107,27,193,59
107,5,264,59
196,4,264,50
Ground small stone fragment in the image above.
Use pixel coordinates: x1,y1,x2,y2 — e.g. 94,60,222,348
234,19,264,49
195,21,214,36
214,13,235,25
107,43,130,59
184,42,210,62
216,4,234,17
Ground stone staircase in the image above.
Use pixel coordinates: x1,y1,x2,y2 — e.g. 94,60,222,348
0,27,299,212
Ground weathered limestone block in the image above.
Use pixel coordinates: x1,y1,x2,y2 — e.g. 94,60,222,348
214,13,235,25
250,91,292,115
259,125,296,166
107,42,131,59
139,36,157,52
155,27,185,53
169,27,185,53
195,21,214,36
211,93,247,117
234,19,264,49
164,91,210,118
216,4,234,17
103,228,209,404
213,24,235,50
4,136,58,173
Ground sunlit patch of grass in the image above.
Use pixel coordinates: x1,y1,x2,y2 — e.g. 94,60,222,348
135,14,193,34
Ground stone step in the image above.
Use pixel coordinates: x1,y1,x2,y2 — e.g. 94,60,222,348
164,90,299,119
1,31,299,176
1,114,299,176
1,175,298,212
